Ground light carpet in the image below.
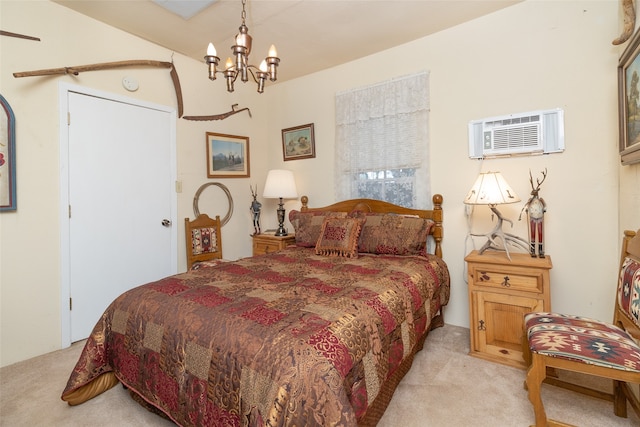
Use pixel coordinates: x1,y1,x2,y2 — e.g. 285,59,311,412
1,324,638,426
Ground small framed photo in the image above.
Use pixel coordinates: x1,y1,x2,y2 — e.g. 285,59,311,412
618,29,640,165
206,132,250,178
281,123,315,161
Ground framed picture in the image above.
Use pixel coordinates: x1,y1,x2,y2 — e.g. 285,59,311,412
281,123,315,161
1,94,16,211
618,29,640,165
206,132,250,178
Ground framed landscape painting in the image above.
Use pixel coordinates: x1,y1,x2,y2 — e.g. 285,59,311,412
206,132,250,178
618,29,640,165
281,123,315,161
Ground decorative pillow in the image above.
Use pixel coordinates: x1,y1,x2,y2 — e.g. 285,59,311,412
191,227,218,255
289,210,348,247
350,212,434,255
315,217,365,258
618,256,640,328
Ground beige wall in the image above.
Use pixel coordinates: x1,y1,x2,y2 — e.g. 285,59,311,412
0,0,274,366
268,0,637,331
1,0,639,367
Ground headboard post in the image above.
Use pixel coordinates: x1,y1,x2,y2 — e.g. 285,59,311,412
431,194,443,258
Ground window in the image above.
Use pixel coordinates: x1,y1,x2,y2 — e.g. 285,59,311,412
334,71,430,208
357,168,416,207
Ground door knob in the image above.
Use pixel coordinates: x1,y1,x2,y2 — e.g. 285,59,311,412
161,219,172,227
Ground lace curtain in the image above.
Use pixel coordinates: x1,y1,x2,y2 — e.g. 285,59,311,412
334,71,431,208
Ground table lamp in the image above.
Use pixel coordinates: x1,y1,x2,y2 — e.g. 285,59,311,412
263,169,298,236
464,171,529,258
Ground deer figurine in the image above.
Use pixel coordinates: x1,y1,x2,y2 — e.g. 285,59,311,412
520,169,547,258
250,185,262,236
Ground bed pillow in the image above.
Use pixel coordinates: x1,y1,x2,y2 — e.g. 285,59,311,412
351,212,434,255
315,217,365,258
289,210,348,247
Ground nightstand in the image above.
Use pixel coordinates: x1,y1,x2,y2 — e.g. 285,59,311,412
252,233,296,256
465,250,552,369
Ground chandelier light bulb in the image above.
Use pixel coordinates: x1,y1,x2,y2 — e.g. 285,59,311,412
268,44,278,57
225,57,234,70
259,60,268,72
207,43,217,57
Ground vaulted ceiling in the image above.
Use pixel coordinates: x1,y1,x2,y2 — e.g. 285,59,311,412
53,0,521,83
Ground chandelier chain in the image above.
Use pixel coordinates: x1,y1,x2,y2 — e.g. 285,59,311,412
241,0,247,25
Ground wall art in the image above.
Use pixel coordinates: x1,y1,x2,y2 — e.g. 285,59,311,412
1,94,16,211
282,123,315,161
206,132,250,178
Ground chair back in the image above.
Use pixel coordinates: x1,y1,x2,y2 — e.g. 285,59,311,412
615,229,640,339
185,214,223,270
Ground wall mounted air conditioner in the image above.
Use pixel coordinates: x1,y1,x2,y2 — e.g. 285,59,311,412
468,108,564,159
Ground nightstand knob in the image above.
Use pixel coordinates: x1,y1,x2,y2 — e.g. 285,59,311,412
501,276,511,287
478,320,486,331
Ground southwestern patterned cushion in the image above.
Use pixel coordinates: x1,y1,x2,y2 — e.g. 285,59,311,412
289,210,348,247
618,256,640,328
350,212,434,255
525,312,640,372
191,227,218,255
315,217,365,258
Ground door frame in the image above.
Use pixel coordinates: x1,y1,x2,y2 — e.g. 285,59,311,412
58,83,178,348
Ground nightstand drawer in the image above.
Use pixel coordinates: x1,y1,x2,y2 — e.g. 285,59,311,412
253,240,280,255
469,265,544,294
252,234,296,256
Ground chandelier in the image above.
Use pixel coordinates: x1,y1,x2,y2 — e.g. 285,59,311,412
204,0,280,93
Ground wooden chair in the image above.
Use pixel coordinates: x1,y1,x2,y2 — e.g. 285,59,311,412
185,214,223,270
523,229,640,427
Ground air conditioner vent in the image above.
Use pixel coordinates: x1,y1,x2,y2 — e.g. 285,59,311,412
486,114,540,127
492,125,539,150
468,109,564,159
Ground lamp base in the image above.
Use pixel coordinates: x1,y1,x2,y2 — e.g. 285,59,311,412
274,197,288,236
274,228,288,236
471,206,529,260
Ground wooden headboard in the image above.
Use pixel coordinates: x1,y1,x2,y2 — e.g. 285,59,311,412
300,194,444,258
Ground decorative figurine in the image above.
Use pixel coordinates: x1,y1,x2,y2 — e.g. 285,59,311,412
519,169,547,258
250,185,262,235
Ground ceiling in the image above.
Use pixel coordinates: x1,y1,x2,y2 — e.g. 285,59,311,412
52,0,521,83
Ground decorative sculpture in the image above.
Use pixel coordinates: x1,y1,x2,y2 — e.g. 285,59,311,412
612,0,636,45
13,60,251,121
520,169,547,258
183,104,251,121
250,185,261,235
0,30,40,41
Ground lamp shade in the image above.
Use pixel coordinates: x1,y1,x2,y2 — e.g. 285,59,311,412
464,171,520,205
263,169,298,199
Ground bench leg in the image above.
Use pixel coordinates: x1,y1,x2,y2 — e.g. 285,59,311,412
526,354,549,427
613,380,628,418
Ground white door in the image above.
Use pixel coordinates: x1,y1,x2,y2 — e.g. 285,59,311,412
63,89,176,343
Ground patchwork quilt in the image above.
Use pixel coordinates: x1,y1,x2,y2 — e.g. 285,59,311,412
62,247,450,426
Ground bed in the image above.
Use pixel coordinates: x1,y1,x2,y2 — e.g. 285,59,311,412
61,195,450,426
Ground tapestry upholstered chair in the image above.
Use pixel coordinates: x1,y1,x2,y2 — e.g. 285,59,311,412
523,229,640,427
185,214,223,270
